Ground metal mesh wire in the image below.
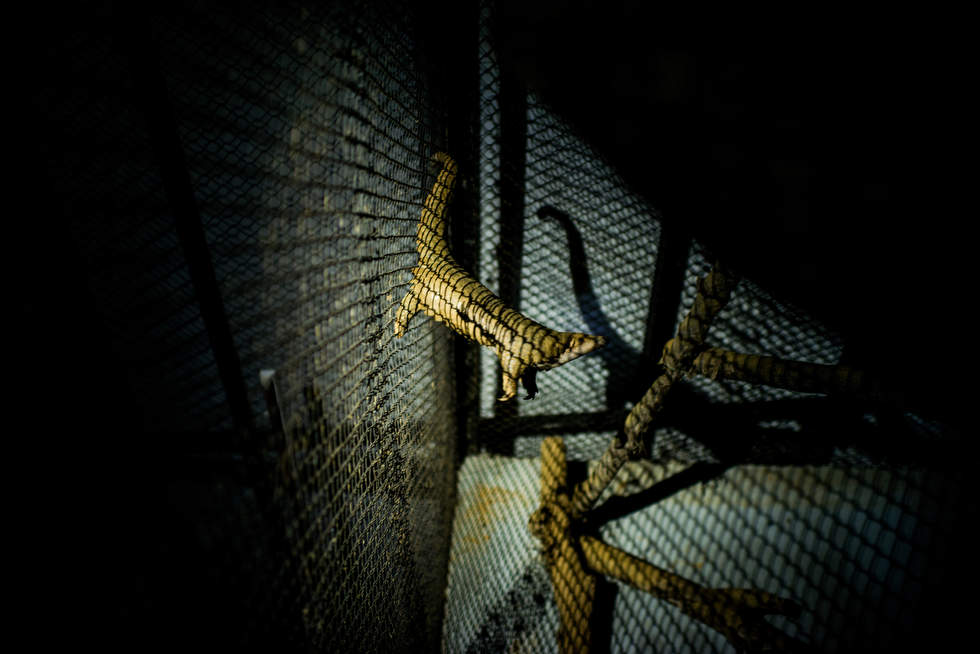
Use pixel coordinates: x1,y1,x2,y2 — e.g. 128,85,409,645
39,1,970,652
444,3,971,653
43,2,457,651
152,6,459,649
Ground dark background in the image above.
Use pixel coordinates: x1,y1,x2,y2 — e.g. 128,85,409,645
20,4,973,457
15,2,976,650
493,1,974,428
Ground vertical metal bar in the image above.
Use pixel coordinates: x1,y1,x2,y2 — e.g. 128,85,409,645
493,64,528,430
496,70,528,313
415,1,482,458
446,8,483,460
640,220,691,394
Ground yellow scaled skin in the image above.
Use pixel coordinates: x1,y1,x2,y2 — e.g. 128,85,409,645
395,152,606,401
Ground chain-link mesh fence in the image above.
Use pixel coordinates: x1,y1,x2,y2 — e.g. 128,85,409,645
444,3,972,653
38,2,461,651
33,1,971,652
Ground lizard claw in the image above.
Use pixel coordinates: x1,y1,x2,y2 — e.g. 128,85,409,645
521,368,539,400
395,285,420,338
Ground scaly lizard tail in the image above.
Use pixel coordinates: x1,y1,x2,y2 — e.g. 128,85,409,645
395,152,606,401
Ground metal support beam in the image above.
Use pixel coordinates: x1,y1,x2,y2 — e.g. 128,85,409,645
116,8,255,443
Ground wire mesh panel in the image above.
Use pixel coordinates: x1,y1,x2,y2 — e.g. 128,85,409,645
152,5,461,649
38,2,462,652
444,3,972,653
34,2,971,652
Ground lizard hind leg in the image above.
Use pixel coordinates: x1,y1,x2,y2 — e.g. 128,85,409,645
520,368,539,400
394,285,422,338
498,371,518,402
497,353,527,402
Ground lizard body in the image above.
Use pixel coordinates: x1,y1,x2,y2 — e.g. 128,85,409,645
395,152,606,401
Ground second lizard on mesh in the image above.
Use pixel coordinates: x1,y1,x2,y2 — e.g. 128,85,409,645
395,152,606,401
